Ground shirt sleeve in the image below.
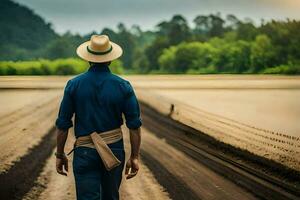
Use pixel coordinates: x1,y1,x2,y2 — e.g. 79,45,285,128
121,81,142,129
55,80,74,130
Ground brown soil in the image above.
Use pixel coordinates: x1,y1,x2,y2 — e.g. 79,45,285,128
1,75,299,199
0,91,61,172
23,128,170,200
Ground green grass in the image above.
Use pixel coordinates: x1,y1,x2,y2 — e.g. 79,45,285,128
0,58,124,75
262,65,300,75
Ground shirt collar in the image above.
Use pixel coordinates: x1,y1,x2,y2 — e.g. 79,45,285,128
88,63,111,73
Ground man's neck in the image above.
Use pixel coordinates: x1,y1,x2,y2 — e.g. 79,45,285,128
88,63,111,73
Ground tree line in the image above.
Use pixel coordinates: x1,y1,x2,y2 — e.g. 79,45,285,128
137,14,300,74
1,0,300,74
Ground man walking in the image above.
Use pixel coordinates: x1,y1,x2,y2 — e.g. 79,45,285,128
54,35,142,200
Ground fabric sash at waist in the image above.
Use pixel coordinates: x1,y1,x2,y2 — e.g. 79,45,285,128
76,128,123,147
69,128,123,171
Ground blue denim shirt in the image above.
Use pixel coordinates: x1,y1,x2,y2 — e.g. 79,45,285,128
55,63,142,140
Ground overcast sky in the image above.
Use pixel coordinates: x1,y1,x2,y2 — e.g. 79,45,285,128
14,0,300,35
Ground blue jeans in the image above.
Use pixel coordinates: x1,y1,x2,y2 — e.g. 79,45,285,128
73,146,125,200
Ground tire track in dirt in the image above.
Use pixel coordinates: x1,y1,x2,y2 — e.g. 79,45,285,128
172,103,300,170
140,118,258,200
140,103,300,199
0,127,56,200
137,90,300,171
0,89,62,199
0,96,61,173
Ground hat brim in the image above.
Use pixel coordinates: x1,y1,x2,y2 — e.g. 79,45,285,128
76,41,123,63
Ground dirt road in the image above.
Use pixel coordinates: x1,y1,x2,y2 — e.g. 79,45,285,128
23,127,171,200
0,90,61,172
0,88,170,199
1,75,298,199
0,89,257,199
22,124,258,200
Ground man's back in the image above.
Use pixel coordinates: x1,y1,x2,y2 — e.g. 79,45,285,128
55,63,142,139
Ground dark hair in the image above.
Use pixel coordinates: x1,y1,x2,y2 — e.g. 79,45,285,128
89,61,111,66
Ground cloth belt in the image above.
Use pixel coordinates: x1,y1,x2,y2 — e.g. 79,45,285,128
68,128,123,171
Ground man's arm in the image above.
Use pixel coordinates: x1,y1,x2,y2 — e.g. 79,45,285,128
121,81,142,179
55,128,69,176
129,128,141,158
125,127,141,179
55,80,74,176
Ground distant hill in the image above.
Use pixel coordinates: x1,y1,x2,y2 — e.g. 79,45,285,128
0,0,298,74
0,0,58,60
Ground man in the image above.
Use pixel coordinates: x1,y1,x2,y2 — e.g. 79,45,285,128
55,34,142,200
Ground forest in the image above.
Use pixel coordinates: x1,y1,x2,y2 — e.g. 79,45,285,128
0,0,300,75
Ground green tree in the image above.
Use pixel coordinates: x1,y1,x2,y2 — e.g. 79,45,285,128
260,20,300,65
158,46,177,72
193,13,226,40
44,37,74,59
131,48,150,73
250,35,276,72
144,36,169,72
157,15,191,45
210,39,251,73
235,20,259,41
159,42,217,73
116,23,136,68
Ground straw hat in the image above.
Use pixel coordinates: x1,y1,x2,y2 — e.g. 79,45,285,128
76,35,123,63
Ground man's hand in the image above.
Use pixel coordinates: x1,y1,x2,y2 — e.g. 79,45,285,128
55,128,69,176
126,128,141,179
56,154,68,176
125,157,139,179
